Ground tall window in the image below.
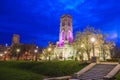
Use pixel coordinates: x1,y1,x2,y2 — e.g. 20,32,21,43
68,31,71,38
62,22,65,26
62,31,64,40
68,22,71,26
68,31,72,42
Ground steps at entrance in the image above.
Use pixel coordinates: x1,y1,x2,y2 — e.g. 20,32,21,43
77,64,116,80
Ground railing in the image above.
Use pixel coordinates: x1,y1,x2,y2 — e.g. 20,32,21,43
73,63,96,78
104,64,120,79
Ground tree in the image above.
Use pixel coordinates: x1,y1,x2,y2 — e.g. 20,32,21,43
73,32,86,61
101,42,115,60
42,48,49,60
73,27,95,60
10,44,23,60
37,53,44,60
73,26,114,61
42,42,54,61
111,45,120,58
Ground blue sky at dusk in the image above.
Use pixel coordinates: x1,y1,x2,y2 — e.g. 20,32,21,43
0,0,120,47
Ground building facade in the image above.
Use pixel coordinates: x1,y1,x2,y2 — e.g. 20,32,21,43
58,14,73,47
53,14,111,61
54,14,74,60
12,34,20,45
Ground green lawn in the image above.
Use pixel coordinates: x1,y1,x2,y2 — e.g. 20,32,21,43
0,67,44,80
0,61,88,80
0,61,44,80
115,73,120,80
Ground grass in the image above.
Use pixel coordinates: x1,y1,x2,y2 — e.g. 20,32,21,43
0,61,88,80
0,61,44,80
0,67,44,80
30,61,88,77
115,73,120,80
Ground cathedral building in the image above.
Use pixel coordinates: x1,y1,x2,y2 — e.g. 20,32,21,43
58,14,73,47
52,14,111,61
54,14,74,60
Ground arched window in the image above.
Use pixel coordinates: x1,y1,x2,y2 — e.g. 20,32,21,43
62,31,64,40
68,30,73,42
62,22,65,26
68,31,71,38
68,22,71,26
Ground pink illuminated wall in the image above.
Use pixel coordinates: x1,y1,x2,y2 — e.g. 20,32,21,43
58,30,73,47
58,30,65,47
58,14,73,47
68,30,73,43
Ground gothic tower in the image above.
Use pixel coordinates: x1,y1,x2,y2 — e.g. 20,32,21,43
58,14,73,47
12,34,20,45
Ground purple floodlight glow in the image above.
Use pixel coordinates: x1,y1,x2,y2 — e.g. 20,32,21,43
59,30,64,42
58,30,65,47
68,30,73,43
58,41,64,47
58,30,73,47
62,31,64,40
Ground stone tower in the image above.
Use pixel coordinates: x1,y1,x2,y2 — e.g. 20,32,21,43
58,14,73,47
12,34,20,45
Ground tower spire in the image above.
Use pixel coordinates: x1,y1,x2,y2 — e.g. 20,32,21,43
58,14,73,47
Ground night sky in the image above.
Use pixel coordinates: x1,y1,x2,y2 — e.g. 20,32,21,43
0,0,120,47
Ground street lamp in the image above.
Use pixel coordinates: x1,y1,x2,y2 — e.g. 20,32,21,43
5,43,8,47
4,51,7,61
16,49,20,53
48,47,51,52
36,46,38,49
47,47,51,61
0,54,3,57
34,49,38,61
91,37,96,43
4,51,7,54
16,48,20,60
91,37,97,63
91,37,96,57
34,49,38,53
81,44,84,48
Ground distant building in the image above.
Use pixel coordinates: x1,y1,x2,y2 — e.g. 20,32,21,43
12,34,20,45
10,34,40,61
0,45,5,60
0,34,43,61
0,45,10,61
20,44,37,60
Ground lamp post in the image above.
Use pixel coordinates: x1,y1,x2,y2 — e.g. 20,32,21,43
48,47,51,61
34,49,38,61
91,37,96,57
4,51,7,61
16,48,20,60
91,37,97,63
